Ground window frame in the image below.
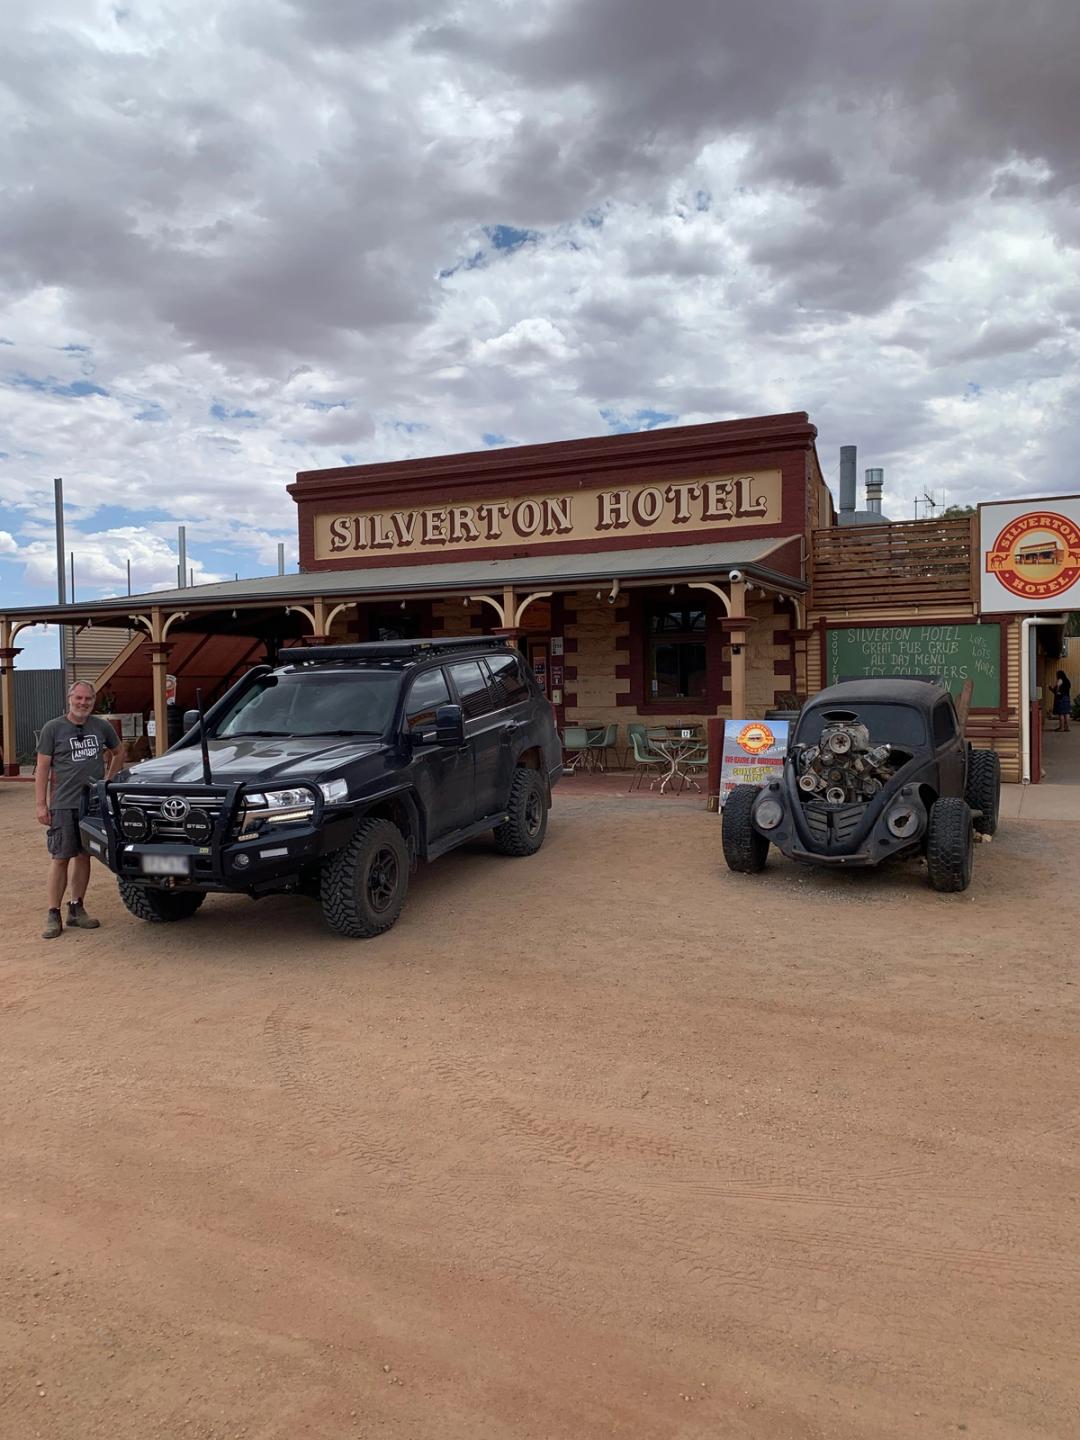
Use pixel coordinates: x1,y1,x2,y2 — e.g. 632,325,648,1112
446,658,498,720
644,601,708,704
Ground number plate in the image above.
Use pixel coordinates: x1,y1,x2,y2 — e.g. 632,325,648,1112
140,853,190,876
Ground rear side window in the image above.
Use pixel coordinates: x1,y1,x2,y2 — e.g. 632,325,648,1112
484,652,530,708
448,660,495,720
405,668,450,731
933,702,957,746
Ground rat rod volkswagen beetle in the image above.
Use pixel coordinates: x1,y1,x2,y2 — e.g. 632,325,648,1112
722,679,1001,892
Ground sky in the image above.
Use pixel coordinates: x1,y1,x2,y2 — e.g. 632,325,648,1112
3,0,1079,667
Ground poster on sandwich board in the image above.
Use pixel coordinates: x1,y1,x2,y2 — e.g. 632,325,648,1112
719,720,790,807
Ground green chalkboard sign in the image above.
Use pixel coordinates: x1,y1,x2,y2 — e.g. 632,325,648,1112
825,622,1002,709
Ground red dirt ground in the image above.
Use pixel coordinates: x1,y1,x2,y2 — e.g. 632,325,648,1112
1,777,1077,1439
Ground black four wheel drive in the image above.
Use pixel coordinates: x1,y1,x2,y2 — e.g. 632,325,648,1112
722,679,1001,893
81,637,563,938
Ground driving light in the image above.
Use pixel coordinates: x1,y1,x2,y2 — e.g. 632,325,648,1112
319,777,349,805
754,798,784,830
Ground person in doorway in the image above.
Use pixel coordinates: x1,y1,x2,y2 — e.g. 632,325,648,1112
1051,670,1072,732
35,681,123,940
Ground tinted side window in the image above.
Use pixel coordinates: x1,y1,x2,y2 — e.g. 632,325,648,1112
484,652,530,708
933,702,957,746
448,660,495,720
405,668,450,731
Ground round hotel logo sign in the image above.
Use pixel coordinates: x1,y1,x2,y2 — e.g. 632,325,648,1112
985,510,1080,601
736,722,775,755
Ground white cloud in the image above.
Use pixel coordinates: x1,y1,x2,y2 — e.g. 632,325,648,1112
0,0,1077,582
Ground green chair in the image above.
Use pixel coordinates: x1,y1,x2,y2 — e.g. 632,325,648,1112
628,729,667,791
624,722,661,769
676,744,709,794
561,725,590,772
584,723,619,771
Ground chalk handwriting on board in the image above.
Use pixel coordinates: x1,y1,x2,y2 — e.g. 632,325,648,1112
826,624,1001,709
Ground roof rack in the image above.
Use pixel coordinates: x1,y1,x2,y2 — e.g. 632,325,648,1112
289,636,513,666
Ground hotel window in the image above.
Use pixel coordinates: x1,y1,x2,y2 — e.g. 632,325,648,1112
369,611,421,642
646,604,707,701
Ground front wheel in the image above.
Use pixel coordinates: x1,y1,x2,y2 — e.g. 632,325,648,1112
721,785,769,874
117,880,206,923
320,817,409,938
493,767,548,856
926,796,974,892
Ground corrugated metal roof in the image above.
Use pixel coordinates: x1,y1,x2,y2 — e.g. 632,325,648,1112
2,537,803,620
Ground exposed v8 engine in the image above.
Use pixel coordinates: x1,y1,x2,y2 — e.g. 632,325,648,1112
792,710,904,806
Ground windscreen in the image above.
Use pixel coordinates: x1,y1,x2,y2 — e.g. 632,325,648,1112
215,671,399,738
795,703,927,750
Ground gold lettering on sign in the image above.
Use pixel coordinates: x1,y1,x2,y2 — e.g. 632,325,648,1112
313,469,782,560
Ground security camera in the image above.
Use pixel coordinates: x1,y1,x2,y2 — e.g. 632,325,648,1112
728,568,744,583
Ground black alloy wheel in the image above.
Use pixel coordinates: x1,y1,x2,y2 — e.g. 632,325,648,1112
493,766,549,856
366,844,401,913
320,816,410,938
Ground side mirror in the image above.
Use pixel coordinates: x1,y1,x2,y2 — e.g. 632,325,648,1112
435,703,465,747
182,709,200,731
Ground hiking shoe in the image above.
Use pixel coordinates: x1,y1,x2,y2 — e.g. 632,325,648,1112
66,901,100,930
42,909,63,940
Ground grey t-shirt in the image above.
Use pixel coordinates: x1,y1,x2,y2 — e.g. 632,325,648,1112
37,715,120,810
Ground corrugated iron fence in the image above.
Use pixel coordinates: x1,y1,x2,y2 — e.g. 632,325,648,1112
2,670,66,764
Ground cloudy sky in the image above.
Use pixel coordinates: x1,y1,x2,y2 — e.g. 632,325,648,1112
3,0,1079,665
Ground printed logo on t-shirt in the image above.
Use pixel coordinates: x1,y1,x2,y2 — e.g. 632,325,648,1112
70,732,102,763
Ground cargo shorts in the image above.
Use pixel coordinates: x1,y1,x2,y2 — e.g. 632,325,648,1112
45,808,85,861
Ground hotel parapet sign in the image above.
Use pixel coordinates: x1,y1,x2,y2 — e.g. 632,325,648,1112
314,470,782,560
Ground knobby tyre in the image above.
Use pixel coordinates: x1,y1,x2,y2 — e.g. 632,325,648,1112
493,766,549,857
926,796,974,892
117,880,206,923
320,816,409,938
721,784,769,874
965,749,1001,836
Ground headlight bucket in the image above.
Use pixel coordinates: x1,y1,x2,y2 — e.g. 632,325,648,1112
238,785,316,836
754,797,784,831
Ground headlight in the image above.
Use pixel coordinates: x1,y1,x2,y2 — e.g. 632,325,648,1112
318,777,349,805
754,798,784,830
238,786,316,835
248,787,315,811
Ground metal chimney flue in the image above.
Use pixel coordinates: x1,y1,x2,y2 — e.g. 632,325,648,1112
178,525,187,589
865,468,884,515
839,446,857,514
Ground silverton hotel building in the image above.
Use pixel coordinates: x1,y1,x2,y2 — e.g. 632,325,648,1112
0,413,832,769
292,412,827,734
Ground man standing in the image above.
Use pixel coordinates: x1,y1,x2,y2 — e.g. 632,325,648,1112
35,681,123,940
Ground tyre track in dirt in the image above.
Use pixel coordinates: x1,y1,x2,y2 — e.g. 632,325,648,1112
261,998,416,1189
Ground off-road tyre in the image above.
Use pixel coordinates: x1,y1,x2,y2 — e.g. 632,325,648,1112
965,748,1001,837
493,766,548,857
926,796,974,893
117,880,206,923
721,784,769,874
320,816,409,939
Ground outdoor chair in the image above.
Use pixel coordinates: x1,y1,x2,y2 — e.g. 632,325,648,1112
623,722,663,769
628,728,667,791
676,744,709,794
583,723,619,771
561,725,591,772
